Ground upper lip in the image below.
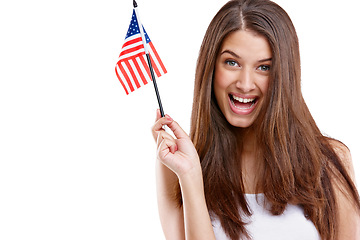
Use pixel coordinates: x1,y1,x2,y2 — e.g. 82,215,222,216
229,92,258,100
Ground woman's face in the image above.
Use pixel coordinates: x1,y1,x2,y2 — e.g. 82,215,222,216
214,30,272,128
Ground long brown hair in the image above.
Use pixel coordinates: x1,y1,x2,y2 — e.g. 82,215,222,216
181,0,360,239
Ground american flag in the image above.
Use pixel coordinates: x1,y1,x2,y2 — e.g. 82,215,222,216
115,10,167,95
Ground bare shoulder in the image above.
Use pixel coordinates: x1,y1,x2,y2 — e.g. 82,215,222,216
327,138,355,180
327,138,360,239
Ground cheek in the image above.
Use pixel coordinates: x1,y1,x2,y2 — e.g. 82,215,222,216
257,76,270,96
213,67,230,99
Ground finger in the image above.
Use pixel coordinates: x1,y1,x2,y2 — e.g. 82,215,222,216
155,109,161,122
157,138,174,163
157,131,177,153
158,138,178,162
166,120,189,140
152,115,173,132
156,130,175,146
152,115,174,141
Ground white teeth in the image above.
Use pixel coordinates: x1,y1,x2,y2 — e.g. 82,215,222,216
232,95,255,103
231,98,255,110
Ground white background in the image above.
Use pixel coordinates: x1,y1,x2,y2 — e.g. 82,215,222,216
0,0,359,239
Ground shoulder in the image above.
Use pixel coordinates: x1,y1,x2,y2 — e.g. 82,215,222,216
327,138,360,239
327,138,355,181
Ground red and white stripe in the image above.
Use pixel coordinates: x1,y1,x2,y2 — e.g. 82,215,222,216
115,34,167,95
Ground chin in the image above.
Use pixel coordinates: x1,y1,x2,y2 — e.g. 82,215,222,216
226,116,256,128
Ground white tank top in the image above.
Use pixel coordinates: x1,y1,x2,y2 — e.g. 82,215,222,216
211,193,321,240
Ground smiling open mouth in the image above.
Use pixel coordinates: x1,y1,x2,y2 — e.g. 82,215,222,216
229,94,257,110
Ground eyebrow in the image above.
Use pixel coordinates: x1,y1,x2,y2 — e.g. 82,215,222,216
258,57,272,63
220,49,272,63
221,50,241,59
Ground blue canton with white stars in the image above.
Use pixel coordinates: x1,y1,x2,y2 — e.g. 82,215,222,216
125,9,151,43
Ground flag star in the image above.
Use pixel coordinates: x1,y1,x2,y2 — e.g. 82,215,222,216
116,9,167,95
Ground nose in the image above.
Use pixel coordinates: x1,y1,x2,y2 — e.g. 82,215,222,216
235,67,256,93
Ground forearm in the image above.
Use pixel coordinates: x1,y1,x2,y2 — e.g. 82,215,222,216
153,114,214,239
179,170,216,240
156,160,185,240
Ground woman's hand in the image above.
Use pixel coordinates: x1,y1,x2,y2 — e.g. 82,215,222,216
152,110,201,179
152,110,216,240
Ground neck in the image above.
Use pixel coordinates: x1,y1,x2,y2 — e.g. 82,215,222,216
235,127,257,154
236,128,263,194
242,130,257,154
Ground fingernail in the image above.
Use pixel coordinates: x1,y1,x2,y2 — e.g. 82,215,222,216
166,114,173,121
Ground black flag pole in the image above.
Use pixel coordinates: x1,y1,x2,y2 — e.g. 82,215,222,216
133,0,165,117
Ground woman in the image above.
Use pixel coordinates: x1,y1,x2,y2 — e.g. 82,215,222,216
152,0,360,239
